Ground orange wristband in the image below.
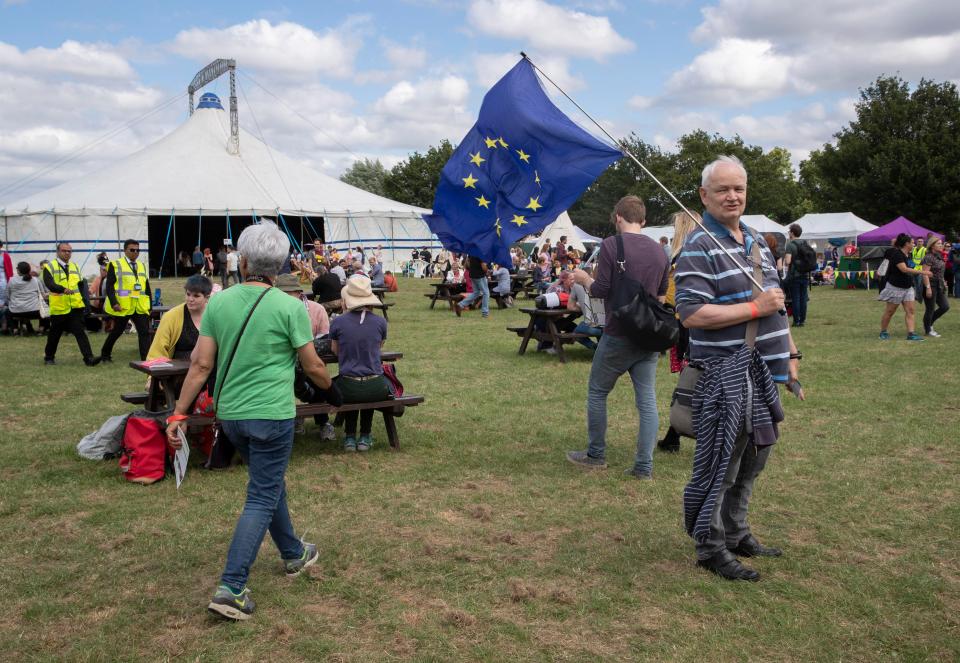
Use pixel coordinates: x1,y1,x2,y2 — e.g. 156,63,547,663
165,414,188,424
749,301,760,319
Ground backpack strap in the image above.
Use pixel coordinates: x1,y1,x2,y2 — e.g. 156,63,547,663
213,286,273,406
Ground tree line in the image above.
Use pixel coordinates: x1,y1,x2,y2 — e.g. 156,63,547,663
341,75,960,239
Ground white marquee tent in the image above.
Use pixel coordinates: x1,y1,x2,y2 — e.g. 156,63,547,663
1,94,435,276
641,214,786,244
793,213,877,244
528,211,600,252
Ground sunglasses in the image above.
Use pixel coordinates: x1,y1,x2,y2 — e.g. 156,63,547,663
126,248,140,253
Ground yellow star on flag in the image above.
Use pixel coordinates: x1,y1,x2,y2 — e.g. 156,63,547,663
494,218,502,237
469,151,485,166
534,170,541,184
498,136,509,148
484,136,499,149
525,196,542,211
462,173,478,189
509,214,528,227
516,148,530,163
475,194,491,208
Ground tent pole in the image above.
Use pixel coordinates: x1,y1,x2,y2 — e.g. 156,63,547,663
173,212,178,277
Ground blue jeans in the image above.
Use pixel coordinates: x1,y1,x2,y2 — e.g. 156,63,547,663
586,334,660,474
219,418,303,592
788,276,808,325
573,321,602,350
458,276,489,314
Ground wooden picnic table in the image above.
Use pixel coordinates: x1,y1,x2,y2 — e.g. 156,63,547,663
426,282,461,309
507,307,586,364
321,300,395,320
130,351,404,412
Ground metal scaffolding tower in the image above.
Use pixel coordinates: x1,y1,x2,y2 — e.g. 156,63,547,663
188,58,239,154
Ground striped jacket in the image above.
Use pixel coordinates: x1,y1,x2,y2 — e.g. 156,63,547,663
682,344,784,543
674,213,791,383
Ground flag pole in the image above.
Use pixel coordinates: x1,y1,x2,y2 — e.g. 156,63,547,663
520,51,770,295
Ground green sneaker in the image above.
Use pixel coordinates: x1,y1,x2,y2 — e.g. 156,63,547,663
207,585,255,621
906,332,925,341
284,542,319,577
343,436,357,452
878,330,890,340
357,435,373,452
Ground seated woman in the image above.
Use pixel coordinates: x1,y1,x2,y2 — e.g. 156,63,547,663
5,261,43,335
383,270,398,292
311,264,344,313
276,274,329,338
490,263,513,306
148,274,213,361
329,275,391,452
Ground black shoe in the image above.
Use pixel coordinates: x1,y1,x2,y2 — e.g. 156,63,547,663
100,355,113,363
84,356,102,367
44,358,56,365
657,438,680,453
728,535,782,558
696,551,760,581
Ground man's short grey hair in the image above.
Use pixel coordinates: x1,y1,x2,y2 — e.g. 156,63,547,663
701,155,747,187
237,221,289,277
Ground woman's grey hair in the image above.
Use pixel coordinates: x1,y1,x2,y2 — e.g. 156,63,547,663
237,221,289,277
701,155,747,187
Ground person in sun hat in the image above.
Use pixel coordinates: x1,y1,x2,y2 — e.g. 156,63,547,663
328,274,391,452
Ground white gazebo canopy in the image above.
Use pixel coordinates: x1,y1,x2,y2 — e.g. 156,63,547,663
528,211,600,252
793,213,877,242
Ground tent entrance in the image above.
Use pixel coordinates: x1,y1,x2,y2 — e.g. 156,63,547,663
147,214,323,277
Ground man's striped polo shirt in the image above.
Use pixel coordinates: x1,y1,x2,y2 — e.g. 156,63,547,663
674,212,791,383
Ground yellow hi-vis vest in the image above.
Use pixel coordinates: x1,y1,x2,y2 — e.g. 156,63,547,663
105,258,150,316
911,245,927,268
43,261,84,315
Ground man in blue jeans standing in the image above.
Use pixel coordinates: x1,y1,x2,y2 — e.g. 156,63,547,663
568,195,670,479
166,221,334,621
454,255,490,318
783,224,809,327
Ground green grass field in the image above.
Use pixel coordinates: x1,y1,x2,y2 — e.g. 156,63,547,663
1,278,957,662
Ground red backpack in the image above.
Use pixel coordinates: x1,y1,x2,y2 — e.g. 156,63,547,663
119,412,168,484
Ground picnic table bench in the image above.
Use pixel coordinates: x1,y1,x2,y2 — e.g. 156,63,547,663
426,282,460,309
508,307,588,363
321,300,395,320
128,351,421,448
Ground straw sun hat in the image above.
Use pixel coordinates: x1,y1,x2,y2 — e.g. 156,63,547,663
341,274,381,311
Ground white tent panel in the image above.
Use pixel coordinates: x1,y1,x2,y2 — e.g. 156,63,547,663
741,215,787,235
794,213,877,241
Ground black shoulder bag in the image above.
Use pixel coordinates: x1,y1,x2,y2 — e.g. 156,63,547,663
608,234,679,352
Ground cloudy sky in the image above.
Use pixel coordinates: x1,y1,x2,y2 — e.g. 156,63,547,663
1,0,958,203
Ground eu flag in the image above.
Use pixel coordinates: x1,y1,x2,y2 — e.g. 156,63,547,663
424,58,622,266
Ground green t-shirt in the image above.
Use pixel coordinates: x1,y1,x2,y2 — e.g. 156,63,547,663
200,285,313,420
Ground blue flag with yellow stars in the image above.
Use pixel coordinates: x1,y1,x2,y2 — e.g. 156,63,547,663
424,58,622,266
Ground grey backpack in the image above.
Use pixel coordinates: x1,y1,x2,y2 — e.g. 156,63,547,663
77,414,129,460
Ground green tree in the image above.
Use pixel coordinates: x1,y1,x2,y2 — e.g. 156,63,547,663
570,131,804,234
382,140,456,208
340,158,388,197
800,76,960,236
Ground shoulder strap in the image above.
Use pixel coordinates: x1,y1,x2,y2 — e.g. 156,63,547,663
745,232,763,348
213,286,273,405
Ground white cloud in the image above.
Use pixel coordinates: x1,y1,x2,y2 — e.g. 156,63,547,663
382,39,427,70
473,51,584,91
675,0,960,103
628,95,653,110
0,40,135,79
655,100,858,167
660,38,804,107
170,19,362,78
467,0,633,60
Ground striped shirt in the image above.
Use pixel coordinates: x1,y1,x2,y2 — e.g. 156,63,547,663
674,213,791,383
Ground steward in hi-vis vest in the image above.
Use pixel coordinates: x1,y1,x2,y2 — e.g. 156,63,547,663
105,257,150,316
100,239,154,363
41,242,100,366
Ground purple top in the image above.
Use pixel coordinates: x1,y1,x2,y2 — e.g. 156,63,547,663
589,232,670,338
329,309,387,377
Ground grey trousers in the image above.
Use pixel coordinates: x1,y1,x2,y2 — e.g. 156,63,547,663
695,428,773,560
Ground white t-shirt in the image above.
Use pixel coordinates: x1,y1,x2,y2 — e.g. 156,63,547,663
226,252,238,272
570,282,604,327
